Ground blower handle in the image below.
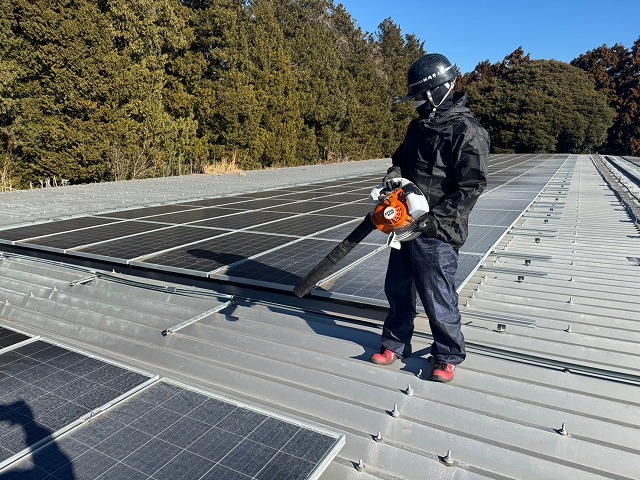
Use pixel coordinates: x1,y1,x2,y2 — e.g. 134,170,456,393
293,214,375,297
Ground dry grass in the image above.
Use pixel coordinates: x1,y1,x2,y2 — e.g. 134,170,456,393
202,152,245,176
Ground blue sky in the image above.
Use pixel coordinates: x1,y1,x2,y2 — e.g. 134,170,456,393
336,0,640,73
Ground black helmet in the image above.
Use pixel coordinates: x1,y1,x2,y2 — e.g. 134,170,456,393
402,54,458,102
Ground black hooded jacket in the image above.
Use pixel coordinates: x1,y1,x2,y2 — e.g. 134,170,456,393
391,93,489,248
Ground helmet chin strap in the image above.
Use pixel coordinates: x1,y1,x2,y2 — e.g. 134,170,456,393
425,81,455,117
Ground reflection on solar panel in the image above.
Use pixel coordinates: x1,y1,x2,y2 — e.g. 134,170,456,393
0,154,571,308
2,381,344,479
0,338,153,469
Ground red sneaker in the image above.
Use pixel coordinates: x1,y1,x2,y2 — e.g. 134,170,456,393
431,362,456,382
370,348,398,365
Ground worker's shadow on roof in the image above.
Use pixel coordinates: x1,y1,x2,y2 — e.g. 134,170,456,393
0,400,75,479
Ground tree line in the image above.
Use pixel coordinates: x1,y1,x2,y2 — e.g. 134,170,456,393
0,0,637,190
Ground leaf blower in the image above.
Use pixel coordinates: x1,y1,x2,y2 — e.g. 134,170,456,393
293,178,429,297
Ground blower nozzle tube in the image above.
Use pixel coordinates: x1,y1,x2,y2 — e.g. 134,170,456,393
293,214,375,297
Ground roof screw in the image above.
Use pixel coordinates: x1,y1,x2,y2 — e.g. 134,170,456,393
565,324,572,333
374,431,383,442
496,323,506,333
440,450,455,466
464,300,470,307
391,404,400,418
355,459,366,472
568,296,574,304
524,259,531,266
569,276,574,282
517,275,525,283
405,384,414,396
544,219,548,223
557,423,568,436
416,368,423,379
535,237,541,243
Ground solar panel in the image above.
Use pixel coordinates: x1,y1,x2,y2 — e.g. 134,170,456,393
310,202,373,218
1,381,344,479
142,207,245,224
219,238,380,286
463,225,509,254
192,210,291,230
270,191,334,201
263,201,339,214
0,339,153,469
0,327,30,350
96,204,201,220
246,214,359,237
75,226,229,260
0,217,118,242
141,232,293,273
24,221,168,250
469,209,522,227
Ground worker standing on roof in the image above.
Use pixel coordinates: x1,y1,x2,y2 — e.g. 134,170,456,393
370,53,489,382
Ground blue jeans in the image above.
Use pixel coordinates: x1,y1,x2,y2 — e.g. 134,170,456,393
382,236,465,364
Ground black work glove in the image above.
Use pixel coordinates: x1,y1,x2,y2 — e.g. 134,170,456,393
417,214,438,237
382,166,402,190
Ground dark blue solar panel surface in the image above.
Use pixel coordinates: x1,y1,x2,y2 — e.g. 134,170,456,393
0,217,118,242
1,381,343,480
0,338,151,468
0,327,30,350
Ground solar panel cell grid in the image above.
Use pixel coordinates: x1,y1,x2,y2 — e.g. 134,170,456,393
75,226,229,260
25,221,168,250
0,339,151,466
2,381,342,480
95,204,201,220
0,217,117,242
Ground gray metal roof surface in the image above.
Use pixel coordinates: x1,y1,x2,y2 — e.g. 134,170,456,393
1,155,639,479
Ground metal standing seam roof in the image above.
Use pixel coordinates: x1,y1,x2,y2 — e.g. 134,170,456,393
0,154,639,479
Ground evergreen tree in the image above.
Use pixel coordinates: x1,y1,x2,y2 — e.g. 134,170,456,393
467,58,614,153
103,0,203,179
0,0,122,186
572,39,640,155
244,0,302,168
375,18,418,154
